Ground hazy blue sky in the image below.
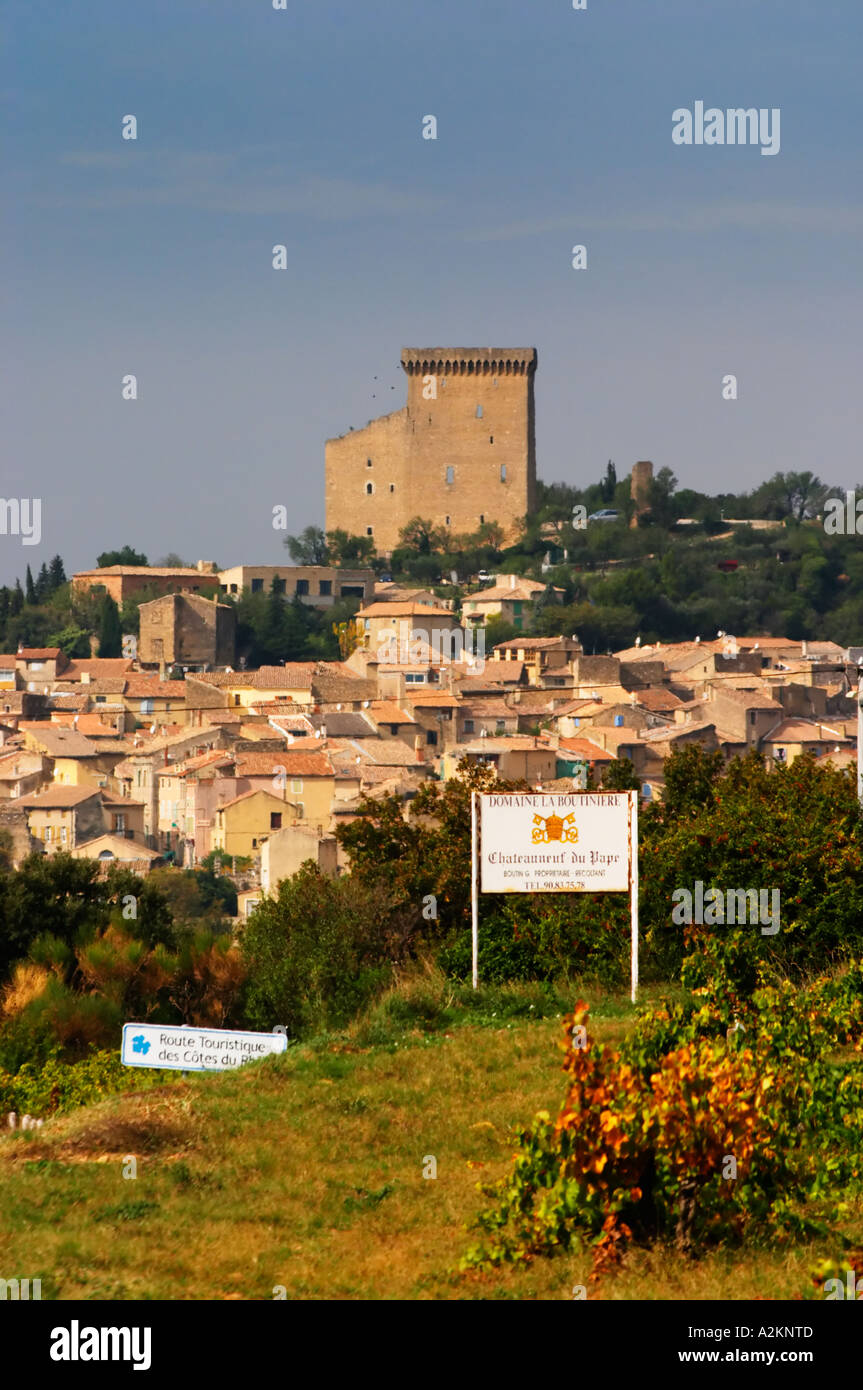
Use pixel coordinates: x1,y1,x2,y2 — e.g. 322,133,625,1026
5,0,861,584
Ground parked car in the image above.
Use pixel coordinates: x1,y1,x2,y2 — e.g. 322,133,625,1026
477,569,493,582
587,509,620,523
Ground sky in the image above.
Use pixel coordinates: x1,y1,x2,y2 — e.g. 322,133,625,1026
4,0,862,584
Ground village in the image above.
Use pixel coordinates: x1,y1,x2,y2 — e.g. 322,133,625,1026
0,551,858,925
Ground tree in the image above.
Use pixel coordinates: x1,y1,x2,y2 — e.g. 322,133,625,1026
97,593,122,657
600,460,617,504
398,517,447,555
24,565,36,605
158,552,186,568
35,563,50,602
603,757,640,791
753,472,828,523
97,546,148,568
284,526,328,566
326,529,375,565
47,555,67,591
10,579,23,616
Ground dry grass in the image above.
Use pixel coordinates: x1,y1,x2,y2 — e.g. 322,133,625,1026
0,984,856,1300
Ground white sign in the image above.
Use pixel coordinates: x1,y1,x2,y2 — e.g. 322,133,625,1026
121,1022,287,1073
479,792,632,893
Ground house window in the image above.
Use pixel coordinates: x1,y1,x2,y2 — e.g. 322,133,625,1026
496,719,505,732
252,838,257,848
95,695,106,704
270,812,282,830
464,720,475,734
500,464,506,481
426,730,438,746
141,699,153,715
749,711,757,724
366,482,374,495
44,826,52,842
446,466,454,484
776,748,786,762
291,779,303,793
296,579,309,596
114,814,126,832
476,404,483,418
251,578,264,592
234,694,241,705
404,672,424,684
319,580,332,596
60,826,67,843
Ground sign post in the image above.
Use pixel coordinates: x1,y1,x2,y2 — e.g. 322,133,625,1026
471,790,479,990
474,789,639,1001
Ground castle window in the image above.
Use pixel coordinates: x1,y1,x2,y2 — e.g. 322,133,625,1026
366,527,373,536
389,484,394,493
366,482,374,495
479,514,485,524
500,464,506,481
476,404,483,418
366,458,373,467
446,466,454,484
490,436,494,444
445,516,450,526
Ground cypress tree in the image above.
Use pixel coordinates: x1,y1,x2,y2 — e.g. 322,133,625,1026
25,565,36,605
97,593,122,658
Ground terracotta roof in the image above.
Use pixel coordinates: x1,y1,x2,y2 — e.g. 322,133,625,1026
557,736,614,761
62,658,135,680
458,736,552,753
75,565,212,579
124,678,187,698
18,724,101,757
311,675,378,703
632,689,685,711
0,654,20,666
357,602,456,618
404,692,461,708
234,750,333,777
17,648,62,660
764,719,853,743
49,713,123,736
493,637,578,652
368,702,417,725
328,738,421,766
17,784,102,808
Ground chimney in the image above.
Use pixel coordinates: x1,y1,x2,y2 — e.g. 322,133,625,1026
802,639,808,658
510,574,516,589
81,671,91,685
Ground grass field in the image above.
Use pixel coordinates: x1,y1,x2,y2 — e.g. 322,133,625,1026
0,972,857,1300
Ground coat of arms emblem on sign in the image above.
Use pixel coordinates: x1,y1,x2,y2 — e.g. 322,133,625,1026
532,812,578,844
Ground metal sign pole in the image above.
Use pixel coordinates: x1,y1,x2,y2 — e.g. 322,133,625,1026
471,790,479,990
629,790,639,1004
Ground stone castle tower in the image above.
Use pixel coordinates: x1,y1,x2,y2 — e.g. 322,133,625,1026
325,347,537,555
